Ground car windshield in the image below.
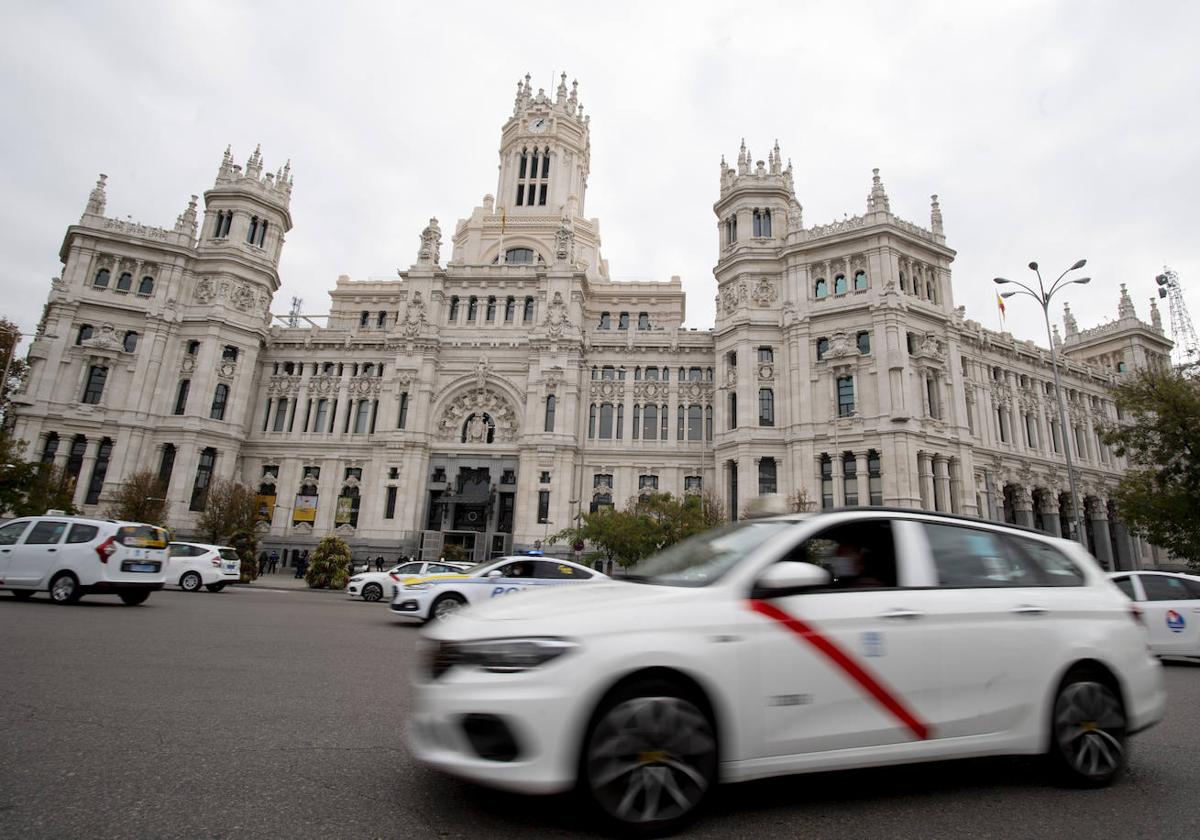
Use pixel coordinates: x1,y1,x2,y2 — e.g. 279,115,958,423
624,519,798,587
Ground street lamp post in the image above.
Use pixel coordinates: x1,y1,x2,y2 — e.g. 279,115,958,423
993,259,1090,545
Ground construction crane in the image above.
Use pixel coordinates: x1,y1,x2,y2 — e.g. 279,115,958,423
1155,267,1199,366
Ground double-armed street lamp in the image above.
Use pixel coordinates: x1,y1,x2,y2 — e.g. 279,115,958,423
993,259,1090,545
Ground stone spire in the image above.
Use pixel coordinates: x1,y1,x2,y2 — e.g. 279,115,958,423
84,174,107,216
174,194,199,236
770,139,782,175
868,168,890,213
1150,297,1164,331
555,72,568,105
1063,302,1079,336
1052,324,1063,348
737,138,749,176
1117,283,1136,319
567,78,579,115
930,194,943,235
245,144,263,179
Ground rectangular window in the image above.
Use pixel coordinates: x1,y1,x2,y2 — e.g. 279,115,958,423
523,297,535,322
643,404,657,441
189,448,216,511
759,388,775,426
758,346,773,363
384,486,397,520
837,377,855,417
158,444,176,490
639,474,659,491
273,398,288,432
687,405,702,441
537,490,550,524
857,331,871,354
632,404,640,439
820,455,833,509
599,312,611,330
868,450,883,505
82,365,108,404
758,458,777,495
618,312,629,330
843,454,858,505
448,296,460,321
684,475,702,493
637,312,650,330
728,393,737,429
599,403,614,439
505,296,515,322
397,392,409,429
616,404,624,439
353,400,371,434
314,399,329,433
661,404,668,440
173,379,190,415
210,384,229,421
468,297,478,320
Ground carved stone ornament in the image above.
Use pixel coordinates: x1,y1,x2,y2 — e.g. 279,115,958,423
400,291,427,338
180,354,196,374
680,381,713,401
396,369,417,388
80,324,119,351
541,291,571,337
759,363,774,381
590,380,625,400
293,521,314,534
474,356,493,391
195,278,217,304
544,367,563,394
335,523,357,536
751,276,778,307
554,214,575,262
437,387,518,442
418,217,442,264
824,332,858,361
230,283,255,311
342,474,361,491
348,375,381,396
634,381,666,401
726,366,737,387
268,375,301,396
218,360,237,380
306,374,338,396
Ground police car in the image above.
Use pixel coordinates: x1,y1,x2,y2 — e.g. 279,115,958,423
1109,570,1200,658
408,509,1164,834
389,554,605,623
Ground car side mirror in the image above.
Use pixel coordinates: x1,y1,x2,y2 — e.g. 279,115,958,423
752,562,831,598
486,569,503,578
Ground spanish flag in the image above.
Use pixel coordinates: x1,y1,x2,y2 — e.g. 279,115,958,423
996,292,1006,322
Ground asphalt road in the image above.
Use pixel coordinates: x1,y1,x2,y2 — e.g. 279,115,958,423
1,586,1198,839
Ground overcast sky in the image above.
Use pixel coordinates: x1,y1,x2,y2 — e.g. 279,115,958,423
2,0,1197,357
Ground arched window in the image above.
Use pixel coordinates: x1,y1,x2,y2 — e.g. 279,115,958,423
65,435,87,480
854,270,867,290
93,269,110,288
588,403,597,438
76,324,93,345
505,248,536,264
467,296,478,320
814,278,827,298
123,331,138,353
762,208,771,237
834,274,848,294
41,432,59,464
137,276,154,296
377,311,387,327
210,383,229,420
486,296,497,321
842,453,858,505
219,211,233,237
523,296,535,321
753,208,772,237
116,272,132,292
247,216,259,244
448,296,460,321
257,220,268,246
544,395,556,432
505,296,516,322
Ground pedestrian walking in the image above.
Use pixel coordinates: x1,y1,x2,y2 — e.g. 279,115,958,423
268,549,279,574
375,555,384,572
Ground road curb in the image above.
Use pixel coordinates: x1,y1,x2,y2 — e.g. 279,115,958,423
231,582,346,595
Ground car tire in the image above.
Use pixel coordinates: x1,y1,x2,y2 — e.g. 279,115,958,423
11,589,34,600
49,573,81,605
205,583,226,593
180,571,203,592
362,583,383,602
580,677,718,835
431,593,466,621
119,590,151,606
1047,667,1127,787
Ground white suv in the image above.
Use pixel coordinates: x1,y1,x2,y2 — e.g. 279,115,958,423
410,509,1165,834
168,542,242,592
0,514,169,605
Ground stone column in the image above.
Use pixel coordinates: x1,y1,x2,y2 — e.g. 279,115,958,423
1111,519,1136,571
1037,492,1061,537
1012,485,1035,529
855,451,870,505
918,451,935,510
73,438,100,508
948,457,964,514
831,452,844,506
932,455,951,512
1087,497,1114,570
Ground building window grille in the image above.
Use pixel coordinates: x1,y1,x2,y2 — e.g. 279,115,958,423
758,388,774,426
837,376,855,417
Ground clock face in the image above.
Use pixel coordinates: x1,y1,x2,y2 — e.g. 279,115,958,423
528,117,548,134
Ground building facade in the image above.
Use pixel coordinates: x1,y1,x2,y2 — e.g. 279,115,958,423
11,74,1176,568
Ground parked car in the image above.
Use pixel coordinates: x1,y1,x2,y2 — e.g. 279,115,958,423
0,513,169,605
391,555,605,622
167,542,242,592
409,509,1164,834
1109,570,1200,657
346,560,470,602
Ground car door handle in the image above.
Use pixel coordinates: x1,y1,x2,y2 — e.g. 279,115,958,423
880,609,923,621
47,548,56,552
1011,605,1046,616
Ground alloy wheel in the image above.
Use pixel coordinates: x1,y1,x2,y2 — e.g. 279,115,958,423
586,695,716,826
433,596,464,620
50,575,76,603
1054,680,1126,781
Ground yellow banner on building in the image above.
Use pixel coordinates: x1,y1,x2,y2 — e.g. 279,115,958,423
255,495,276,523
335,496,353,525
293,495,317,523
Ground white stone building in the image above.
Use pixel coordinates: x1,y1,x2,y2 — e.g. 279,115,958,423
10,74,1175,569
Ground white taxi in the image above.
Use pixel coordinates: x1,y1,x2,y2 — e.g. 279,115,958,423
390,555,604,623
1109,570,1200,658
347,560,470,602
408,510,1164,835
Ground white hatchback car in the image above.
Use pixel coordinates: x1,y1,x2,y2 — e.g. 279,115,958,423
347,560,470,602
0,514,169,605
391,555,605,623
409,510,1164,834
167,542,242,592
1109,570,1200,657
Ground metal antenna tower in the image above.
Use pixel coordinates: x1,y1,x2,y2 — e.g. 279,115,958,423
1155,268,1199,366
288,296,303,327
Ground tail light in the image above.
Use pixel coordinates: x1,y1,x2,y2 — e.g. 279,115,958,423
95,537,118,563
211,558,221,567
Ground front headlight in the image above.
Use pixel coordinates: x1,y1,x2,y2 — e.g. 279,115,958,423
432,637,577,677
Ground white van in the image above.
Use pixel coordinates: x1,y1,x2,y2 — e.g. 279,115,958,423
167,542,242,592
0,514,169,605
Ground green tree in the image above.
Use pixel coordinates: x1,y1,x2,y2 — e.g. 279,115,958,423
550,492,721,568
105,469,169,527
228,529,260,582
1,434,76,516
1101,366,1200,569
306,535,351,589
440,543,468,564
0,316,29,435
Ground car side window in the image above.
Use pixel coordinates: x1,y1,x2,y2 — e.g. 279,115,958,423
497,561,535,578
427,563,454,574
1184,579,1200,599
1111,576,1138,600
0,521,30,545
24,521,68,545
1006,535,1084,586
923,523,1042,587
1139,575,1191,601
66,524,99,544
535,561,592,580
779,519,898,589
397,563,422,574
